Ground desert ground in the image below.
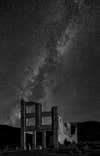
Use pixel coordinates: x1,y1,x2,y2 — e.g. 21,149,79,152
1,150,100,156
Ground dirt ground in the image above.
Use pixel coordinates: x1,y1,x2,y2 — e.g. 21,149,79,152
1,150,100,156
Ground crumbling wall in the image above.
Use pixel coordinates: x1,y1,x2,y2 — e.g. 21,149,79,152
58,115,78,145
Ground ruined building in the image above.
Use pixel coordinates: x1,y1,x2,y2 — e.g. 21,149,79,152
20,99,77,150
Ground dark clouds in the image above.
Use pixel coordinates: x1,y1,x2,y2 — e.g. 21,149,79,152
0,0,100,126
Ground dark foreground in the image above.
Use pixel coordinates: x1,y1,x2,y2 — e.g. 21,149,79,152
1,150,100,156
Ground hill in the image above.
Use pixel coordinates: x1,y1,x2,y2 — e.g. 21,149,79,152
77,121,100,142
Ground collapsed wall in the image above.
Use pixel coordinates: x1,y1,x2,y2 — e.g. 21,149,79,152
58,115,78,145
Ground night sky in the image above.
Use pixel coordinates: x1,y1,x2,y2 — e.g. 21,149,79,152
0,0,100,126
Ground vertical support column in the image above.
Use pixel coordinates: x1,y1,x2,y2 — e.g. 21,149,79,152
32,130,36,149
35,103,42,129
52,106,58,148
24,132,26,150
21,99,26,150
42,131,46,149
32,103,42,149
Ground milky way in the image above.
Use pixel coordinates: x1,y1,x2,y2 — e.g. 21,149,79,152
0,0,100,126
